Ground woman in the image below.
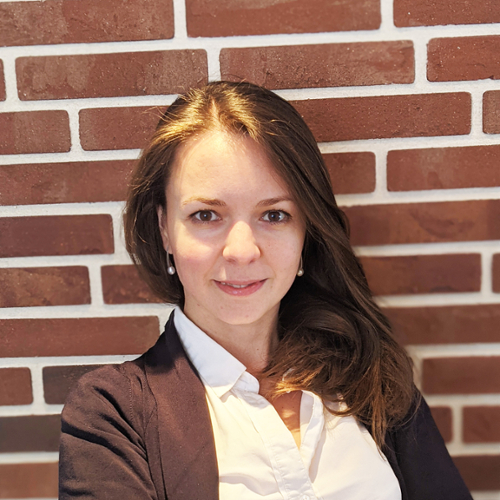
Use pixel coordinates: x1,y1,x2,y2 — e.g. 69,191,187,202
59,81,472,500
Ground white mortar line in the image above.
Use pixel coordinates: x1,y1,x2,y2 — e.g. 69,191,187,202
319,132,500,152
0,303,171,319
335,186,500,206
207,46,222,82
472,493,500,500
0,149,142,166
412,35,429,88
447,443,500,456
0,355,140,368
1,55,18,104
451,401,464,447
87,263,104,307
0,404,64,417
424,394,500,405
0,498,56,500
376,293,500,308
0,201,125,216
372,145,388,194
354,241,500,257
172,0,188,40
470,88,486,137
29,365,48,410
110,204,132,260
0,253,133,269
408,344,500,357
0,452,59,465
66,107,83,154
481,251,495,295
379,0,395,32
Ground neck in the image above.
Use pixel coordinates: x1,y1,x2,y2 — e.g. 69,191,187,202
182,307,279,377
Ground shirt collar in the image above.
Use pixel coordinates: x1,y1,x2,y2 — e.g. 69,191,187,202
173,306,249,398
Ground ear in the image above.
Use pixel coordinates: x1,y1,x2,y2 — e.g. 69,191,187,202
157,206,169,252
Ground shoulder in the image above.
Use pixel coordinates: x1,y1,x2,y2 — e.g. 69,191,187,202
59,358,164,499
61,356,155,439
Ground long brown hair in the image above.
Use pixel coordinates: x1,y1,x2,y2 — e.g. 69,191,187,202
124,81,416,447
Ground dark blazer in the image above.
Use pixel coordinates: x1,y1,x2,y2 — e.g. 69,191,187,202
59,314,472,500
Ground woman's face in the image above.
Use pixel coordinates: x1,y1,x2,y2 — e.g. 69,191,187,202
158,129,306,336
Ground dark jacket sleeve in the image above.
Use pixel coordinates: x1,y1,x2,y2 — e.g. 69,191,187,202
385,395,472,500
59,364,158,500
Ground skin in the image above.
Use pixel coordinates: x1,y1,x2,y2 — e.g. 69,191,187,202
157,129,306,446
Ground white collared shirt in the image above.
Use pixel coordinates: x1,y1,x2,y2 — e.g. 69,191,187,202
173,307,401,500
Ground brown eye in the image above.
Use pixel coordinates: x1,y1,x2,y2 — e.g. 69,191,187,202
262,210,289,223
193,210,218,222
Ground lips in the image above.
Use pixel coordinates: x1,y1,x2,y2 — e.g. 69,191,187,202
214,279,266,296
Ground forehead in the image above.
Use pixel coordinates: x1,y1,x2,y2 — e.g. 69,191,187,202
167,130,290,198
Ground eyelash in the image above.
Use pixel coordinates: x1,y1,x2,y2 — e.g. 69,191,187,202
189,209,291,224
261,210,291,224
190,210,220,223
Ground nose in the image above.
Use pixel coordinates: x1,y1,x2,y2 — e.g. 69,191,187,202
222,221,261,264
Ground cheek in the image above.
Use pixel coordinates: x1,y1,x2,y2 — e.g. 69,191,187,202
265,242,302,289
171,240,217,282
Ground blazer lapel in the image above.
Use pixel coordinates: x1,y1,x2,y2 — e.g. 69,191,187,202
144,314,219,500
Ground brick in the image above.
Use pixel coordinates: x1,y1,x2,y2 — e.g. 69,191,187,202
0,368,32,406
428,36,500,82
493,254,500,292
0,462,58,498
0,266,90,308
220,41,414,90
0,316,159,357
17,51,208,101
429,406,452,443
102,265,161,305
463,406,500,443
483,90,500,134
323,152,375,194
0,415,60,452
43,364,105,404
292,93,470,142
0,215,113,258
0,60,5,100
385,304,500,345
186,0,381,37
0,0,173,46
361,254,480,296
387,145,500,191
422,357,500,394
0,110,70,154
394,0,500,27
344,200,500,246
0,160,135,205
453,455,500,491
80,106,163,151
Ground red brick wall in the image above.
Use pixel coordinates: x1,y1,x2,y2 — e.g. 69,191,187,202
1,0,500,497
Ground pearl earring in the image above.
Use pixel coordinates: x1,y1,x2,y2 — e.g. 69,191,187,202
297,256,304,277
166,253,176,276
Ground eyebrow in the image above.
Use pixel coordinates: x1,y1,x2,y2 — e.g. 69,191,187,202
181,196,293,207
181,197,226,207
256,197,294,207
